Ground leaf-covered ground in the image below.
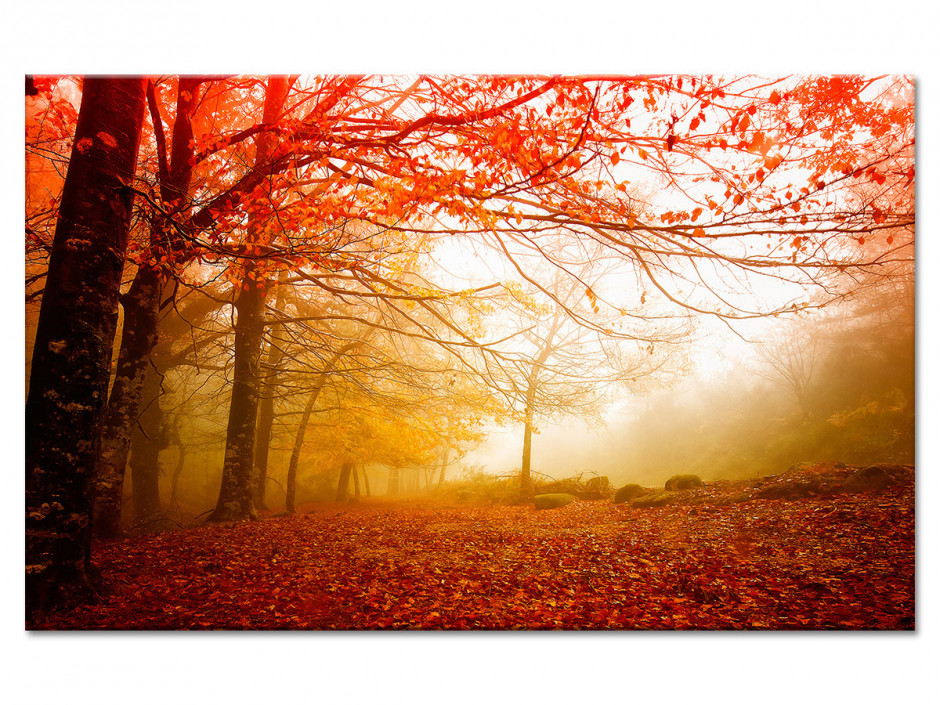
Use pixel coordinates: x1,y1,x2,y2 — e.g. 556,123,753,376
33,482,914,630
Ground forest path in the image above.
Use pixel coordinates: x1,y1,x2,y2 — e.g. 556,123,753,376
34,488,914,630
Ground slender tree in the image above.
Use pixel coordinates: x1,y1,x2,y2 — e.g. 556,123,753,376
252,271,289,508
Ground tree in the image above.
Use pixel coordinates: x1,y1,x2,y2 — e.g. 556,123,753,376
252,271,288,508
92,77,205,537
208,76,292,522
754,332,825,419
25,77,147,618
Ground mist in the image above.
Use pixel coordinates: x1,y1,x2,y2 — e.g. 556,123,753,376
464,289,914,490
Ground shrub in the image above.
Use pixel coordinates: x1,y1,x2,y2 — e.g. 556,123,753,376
534,493,576,510
664,474,704,491
613,484,649,504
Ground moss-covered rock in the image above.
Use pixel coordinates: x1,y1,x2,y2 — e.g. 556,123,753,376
664,474,704,491
631,490,680,508
838,464,913,494
534,493,577,510
613,484,649,504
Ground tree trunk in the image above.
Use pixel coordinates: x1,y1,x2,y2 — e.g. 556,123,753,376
168,425,186,509
285,388,318,515
336,461,353,502
520,421,534,492
253,271,288,509
520,385,537,493
25,77,146,620
518,306,564,493
352,465,361,498
362,467,371,497
387,467,400,496
208,283,266,522
438,446,450,487
93,265,161,537
93,77,201,538
129,365,167,524
209,76,290,523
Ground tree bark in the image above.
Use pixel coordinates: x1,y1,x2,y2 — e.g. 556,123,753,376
25,77,146,620
362,467,371,497
93,266,161,537
209,76,290,523
387,467,400,496
92,77,201,538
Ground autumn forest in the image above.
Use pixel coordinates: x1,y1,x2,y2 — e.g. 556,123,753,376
24,74,914,632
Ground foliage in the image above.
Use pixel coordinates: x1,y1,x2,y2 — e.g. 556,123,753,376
30,477,913,630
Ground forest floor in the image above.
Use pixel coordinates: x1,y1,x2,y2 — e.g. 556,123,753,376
33,469,914,631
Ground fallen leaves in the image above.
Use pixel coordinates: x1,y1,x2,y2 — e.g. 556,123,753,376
31,483,914,631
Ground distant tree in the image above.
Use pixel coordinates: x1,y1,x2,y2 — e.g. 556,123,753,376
754,332,825,419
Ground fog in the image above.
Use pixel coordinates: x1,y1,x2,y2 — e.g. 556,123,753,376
462,290,914,489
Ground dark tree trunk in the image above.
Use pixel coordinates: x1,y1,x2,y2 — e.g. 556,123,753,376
93,77,201,538
208,282,266,522
336,461,353,502
352,464,361,498
168,425,186,509
253,273,287,509
129,365,167,525
285,391,316,515
93,265,161,537
25,77,146,620
209,76,290,523
362,467,371,497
